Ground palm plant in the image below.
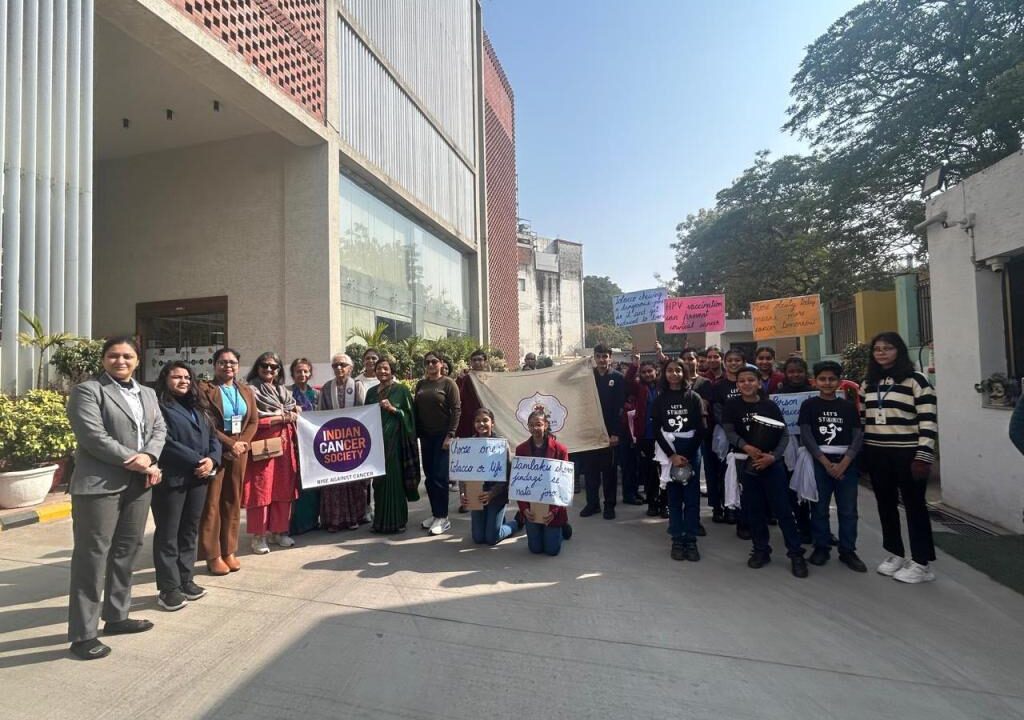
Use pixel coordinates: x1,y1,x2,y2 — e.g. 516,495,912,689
347,322,390,348
17,311,74,390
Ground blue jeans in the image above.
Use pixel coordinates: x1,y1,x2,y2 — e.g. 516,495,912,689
666,452,702,544
741,462,804,558
470,503,516,545
419,433,450,519
525,522,563,556
811,458,859,553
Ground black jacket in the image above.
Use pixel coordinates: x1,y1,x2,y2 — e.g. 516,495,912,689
158,400,223,487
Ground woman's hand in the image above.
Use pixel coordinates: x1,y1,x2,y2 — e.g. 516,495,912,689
287,411,298,424
829,456,851,480
144,467,162,488
910,460,931,481
523,508,536,523
380,399,395,414
442,435,453,450
123,453,152,472
670,454,688,468
539,511,553,525
478,491,492,506
742,444,763,460
195,458,215,477
231,442,248,458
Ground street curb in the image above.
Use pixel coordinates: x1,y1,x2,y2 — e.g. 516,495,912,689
0,500,72,532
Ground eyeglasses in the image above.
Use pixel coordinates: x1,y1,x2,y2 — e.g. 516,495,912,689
259,362,280,371
216,360,239,366
426,359,441,365
332,362,351,369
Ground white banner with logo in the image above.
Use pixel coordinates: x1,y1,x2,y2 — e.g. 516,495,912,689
296,405,386,489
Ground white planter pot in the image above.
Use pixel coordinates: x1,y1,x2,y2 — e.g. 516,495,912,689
0,464,59,509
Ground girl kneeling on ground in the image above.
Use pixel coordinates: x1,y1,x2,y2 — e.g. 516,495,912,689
459,408,519,545
515,410,573,556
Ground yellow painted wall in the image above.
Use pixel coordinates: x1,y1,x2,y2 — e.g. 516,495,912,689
855,290,898,342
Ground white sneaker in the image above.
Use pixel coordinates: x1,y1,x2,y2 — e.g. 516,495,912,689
421,516,437,530
250,535,270,555
273,533,295,548
876,555,906,576
893,561,935,584
429,517,452,535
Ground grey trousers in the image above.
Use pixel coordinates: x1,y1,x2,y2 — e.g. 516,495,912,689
68,481,152,642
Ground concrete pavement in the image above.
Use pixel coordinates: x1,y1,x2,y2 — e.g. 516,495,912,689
1,488,1023,720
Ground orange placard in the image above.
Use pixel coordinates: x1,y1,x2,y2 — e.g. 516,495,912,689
750,294,822,340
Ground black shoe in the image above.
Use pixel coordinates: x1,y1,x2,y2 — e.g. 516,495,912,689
838,551,868,573
622,497,643,506
697,523,707,537
603,506,616,520
808,547,830,566
747,551,771,569
157,590,187,612
580,505,600,517
724,509,737,525
181,581,207,601
736,526,752,540
671,543,686,561
103,618,154,635
791,556,809,578
683,544,701,562
830,533,840,547
561,523,573,541
70,638,111,661
645,506,660,517
659,507,669,519
712,508,726,524
457,505,468,514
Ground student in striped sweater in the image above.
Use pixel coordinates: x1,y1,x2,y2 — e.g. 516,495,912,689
859,332,938,584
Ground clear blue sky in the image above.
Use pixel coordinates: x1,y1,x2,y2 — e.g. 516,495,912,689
482,0,861,293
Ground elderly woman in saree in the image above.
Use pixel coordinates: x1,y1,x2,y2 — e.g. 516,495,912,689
317,352,369,531
287,357,320,535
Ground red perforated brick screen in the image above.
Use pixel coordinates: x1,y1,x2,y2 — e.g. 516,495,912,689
483,34,519,363
166,0,325,121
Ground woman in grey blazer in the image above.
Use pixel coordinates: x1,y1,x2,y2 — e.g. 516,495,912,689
66,337,166,660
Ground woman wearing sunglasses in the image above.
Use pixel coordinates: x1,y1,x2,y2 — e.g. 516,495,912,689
242,352,300,555
318,352,369,531
415,351,461,535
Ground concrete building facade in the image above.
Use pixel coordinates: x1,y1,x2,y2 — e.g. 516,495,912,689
516,224,584,362
922,149,1024,533
1,0,517,391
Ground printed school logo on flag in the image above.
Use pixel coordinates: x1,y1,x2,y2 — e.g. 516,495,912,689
314,417,372,472
515,393,568,433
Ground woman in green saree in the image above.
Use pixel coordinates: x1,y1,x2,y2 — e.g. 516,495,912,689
365,357,418,533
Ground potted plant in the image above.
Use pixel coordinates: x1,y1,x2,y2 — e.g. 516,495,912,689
975,372,1016,408
50,337,105,387
0,390,77,508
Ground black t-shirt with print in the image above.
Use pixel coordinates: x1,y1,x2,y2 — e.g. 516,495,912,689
797,396,860,448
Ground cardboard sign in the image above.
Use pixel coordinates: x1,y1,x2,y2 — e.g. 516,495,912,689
613,288,668,326
629,323,659,352
448,438,509,483
509,457,575,507
751,294,822,340
296,405,386,488
769,391,818,435
664,295,726,333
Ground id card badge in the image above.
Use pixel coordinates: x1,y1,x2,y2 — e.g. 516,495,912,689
873,410,887,425
230,415,243,434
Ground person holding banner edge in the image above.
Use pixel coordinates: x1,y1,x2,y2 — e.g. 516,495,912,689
318,353,369,531
287,358,321,536
516,409,572,555
366,357,418,534
415,351,462,535
458,408,519,545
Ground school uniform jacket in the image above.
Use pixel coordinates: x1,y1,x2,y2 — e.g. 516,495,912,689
514,436,570,527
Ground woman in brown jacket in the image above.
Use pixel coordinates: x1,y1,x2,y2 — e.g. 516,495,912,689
198,347,259,575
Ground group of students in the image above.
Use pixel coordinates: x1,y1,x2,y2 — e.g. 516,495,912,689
582,333,937,582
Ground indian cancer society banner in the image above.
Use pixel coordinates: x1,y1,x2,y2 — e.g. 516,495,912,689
613,287,668,326
664,294,726,333
509,457,575,507
296,405,386,489
470,358,610,454
750,293,823,340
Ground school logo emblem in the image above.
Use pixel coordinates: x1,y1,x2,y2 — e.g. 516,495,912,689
515,393,569,433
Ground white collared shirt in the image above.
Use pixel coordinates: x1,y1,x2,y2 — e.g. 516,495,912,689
107,373,144,450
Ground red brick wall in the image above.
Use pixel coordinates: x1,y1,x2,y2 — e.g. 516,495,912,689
165,0,325,121
483,33,519,364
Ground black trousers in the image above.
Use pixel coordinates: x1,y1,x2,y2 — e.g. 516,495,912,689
152,479,209,592
863,446,936,565
581,447,617,509
637,440,663,510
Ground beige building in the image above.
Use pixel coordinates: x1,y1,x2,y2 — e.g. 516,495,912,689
516,223,584,362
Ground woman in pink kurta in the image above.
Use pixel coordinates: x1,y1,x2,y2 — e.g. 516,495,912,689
243,352,300,555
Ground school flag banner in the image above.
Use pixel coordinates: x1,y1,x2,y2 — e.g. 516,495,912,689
509,457,575,507
470,358,610,454
664,294,726,333
613,288,668,326
750,294,822,340
296,405,386,489
770,391,818,435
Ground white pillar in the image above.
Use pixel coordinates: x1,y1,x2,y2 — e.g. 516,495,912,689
2,0,24,394
50,0,68,335
78,0,93,337
34,0,55,385
18,0,39,390
64,0,81,336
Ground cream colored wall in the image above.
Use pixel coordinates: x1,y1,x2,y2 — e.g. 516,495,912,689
93,132,333,369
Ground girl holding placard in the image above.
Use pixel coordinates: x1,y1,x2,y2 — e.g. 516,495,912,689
459,408,519,545
515,410,571,556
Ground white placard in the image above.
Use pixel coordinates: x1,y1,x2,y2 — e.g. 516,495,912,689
448,438,509,482
770,391,818,435
509,457,575,507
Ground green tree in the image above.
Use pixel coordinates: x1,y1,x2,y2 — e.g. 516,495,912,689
585,323,633,350
17,311,74,389
786,0,1024,256
583,275,623,326
672,152,895,315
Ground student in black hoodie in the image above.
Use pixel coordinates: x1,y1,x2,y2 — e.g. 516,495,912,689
722,365,808,578
711,348,746,532
650,359,706,561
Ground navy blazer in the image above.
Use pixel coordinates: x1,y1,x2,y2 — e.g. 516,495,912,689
158,399,223,487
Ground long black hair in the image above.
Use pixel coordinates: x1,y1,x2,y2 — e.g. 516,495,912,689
865,331,915,387
156,361,213,424
658,358,691,393
246,351,286,385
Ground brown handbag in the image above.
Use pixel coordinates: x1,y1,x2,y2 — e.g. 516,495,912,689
250,436,284,461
